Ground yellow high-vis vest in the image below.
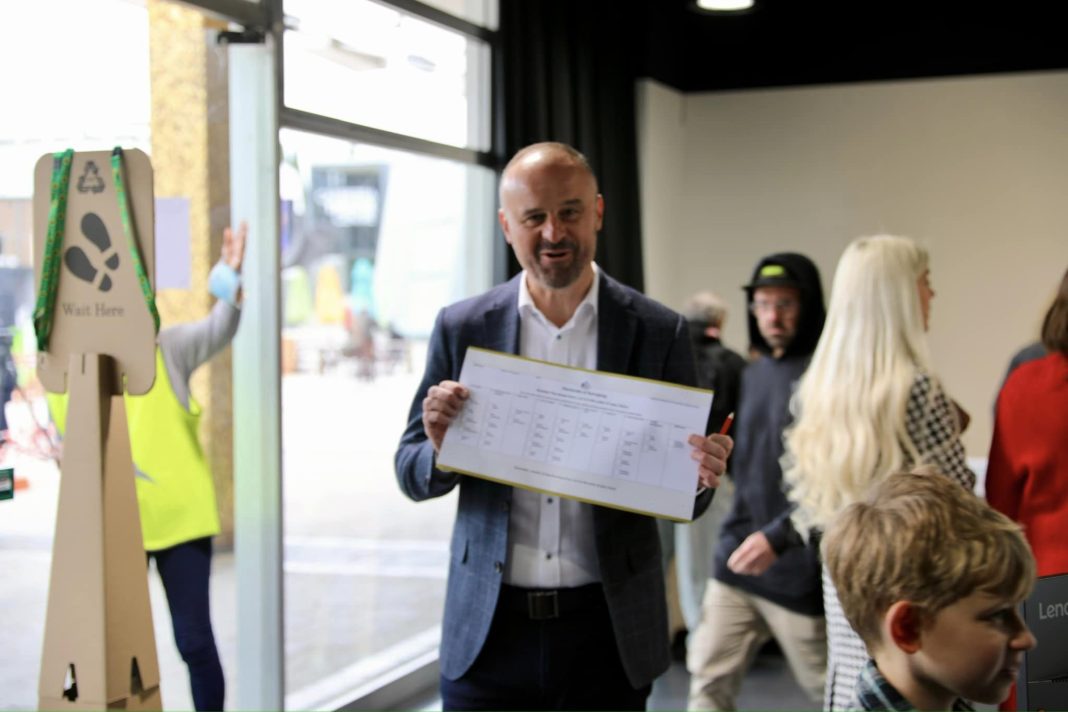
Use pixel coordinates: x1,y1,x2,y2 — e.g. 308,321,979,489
47,348,221,551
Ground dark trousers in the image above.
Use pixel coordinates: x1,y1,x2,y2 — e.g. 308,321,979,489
440,583,652,711
150,537,224,711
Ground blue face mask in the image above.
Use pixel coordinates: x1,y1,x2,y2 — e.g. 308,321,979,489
209,261,241,306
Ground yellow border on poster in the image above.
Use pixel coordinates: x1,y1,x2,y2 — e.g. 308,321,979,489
436,464,694,523
463,346,714,398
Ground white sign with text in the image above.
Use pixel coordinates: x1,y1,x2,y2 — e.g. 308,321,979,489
437,347,713,521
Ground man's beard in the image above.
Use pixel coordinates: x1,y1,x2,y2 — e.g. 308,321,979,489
532,238,587,289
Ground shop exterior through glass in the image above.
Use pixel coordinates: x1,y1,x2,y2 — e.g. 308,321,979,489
0,0,496,708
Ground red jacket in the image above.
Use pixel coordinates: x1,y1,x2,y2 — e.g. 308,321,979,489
986,351,1068,577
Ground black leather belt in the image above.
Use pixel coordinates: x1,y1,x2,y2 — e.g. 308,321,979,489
499,583,604,620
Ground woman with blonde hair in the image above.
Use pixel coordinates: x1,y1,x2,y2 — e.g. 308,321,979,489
781,234,975,710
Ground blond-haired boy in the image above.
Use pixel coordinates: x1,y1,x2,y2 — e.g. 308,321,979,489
823,470,1037,711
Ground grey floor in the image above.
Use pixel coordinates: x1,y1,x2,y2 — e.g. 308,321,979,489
399,648,815,711
652,651,814,712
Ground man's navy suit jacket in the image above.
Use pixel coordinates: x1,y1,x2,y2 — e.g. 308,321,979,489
395,271,713,689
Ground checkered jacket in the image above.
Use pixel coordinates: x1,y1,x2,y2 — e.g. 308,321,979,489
853,658,974,710
900,372,976,491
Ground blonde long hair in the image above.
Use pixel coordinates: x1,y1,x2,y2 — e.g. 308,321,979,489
782,235,933,533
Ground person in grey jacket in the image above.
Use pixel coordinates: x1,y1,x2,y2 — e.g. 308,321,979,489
394,142,732,711
687,253,828,710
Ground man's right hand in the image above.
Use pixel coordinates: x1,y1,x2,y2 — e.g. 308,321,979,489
422,380,469,453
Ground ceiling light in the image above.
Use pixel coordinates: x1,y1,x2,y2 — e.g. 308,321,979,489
696,0,755,11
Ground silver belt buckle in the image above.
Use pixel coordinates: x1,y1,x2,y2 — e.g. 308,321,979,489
527,590,560,620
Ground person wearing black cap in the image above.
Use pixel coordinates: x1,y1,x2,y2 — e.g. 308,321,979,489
687,253,828,710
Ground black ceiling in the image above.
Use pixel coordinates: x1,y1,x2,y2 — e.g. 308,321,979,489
638,0,1068,93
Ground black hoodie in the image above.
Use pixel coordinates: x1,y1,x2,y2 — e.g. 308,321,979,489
713,253,826,616
744,252,826,358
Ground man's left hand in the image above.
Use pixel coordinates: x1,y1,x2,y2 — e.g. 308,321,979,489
688,432,732,490
727,531,777,576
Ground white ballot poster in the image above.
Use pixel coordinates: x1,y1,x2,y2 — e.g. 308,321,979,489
437,347,713,521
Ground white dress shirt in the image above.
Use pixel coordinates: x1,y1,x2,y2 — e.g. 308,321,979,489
503,265,602,588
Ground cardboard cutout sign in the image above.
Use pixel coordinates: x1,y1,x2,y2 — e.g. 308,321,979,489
33,150,156,396
38,355,162,710
33,149,162,710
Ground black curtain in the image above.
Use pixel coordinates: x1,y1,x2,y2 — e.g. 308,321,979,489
495,0,646,292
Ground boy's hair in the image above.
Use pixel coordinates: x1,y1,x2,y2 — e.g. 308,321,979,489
822,469,1036,651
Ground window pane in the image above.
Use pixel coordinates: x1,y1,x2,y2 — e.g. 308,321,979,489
0,1,151,199
0,2,151,705
283,0,491,151
0,3,238,711
279,128,494,707
416,0,498,29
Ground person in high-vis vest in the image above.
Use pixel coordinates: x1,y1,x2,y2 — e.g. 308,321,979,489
49,221,246,712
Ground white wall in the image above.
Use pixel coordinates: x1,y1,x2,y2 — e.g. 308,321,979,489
637,72,1068,456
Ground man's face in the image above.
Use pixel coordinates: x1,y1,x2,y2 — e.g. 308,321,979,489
498,152,602,293
914,591,1035,705
751,286,801,357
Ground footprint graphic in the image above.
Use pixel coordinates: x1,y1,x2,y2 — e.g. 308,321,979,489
63,212,119,292
81,213,120,270
65,246,113,292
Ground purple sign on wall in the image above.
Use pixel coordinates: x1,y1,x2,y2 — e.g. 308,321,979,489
154,197,191,290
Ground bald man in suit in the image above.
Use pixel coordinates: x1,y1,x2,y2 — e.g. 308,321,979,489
396,142,732,711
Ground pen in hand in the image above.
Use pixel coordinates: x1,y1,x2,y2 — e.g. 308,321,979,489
719,412,735,436
696,412,735,495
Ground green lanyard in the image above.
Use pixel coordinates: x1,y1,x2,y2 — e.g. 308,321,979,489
111,147,160,334
32,149,74,352
32,147,160,353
